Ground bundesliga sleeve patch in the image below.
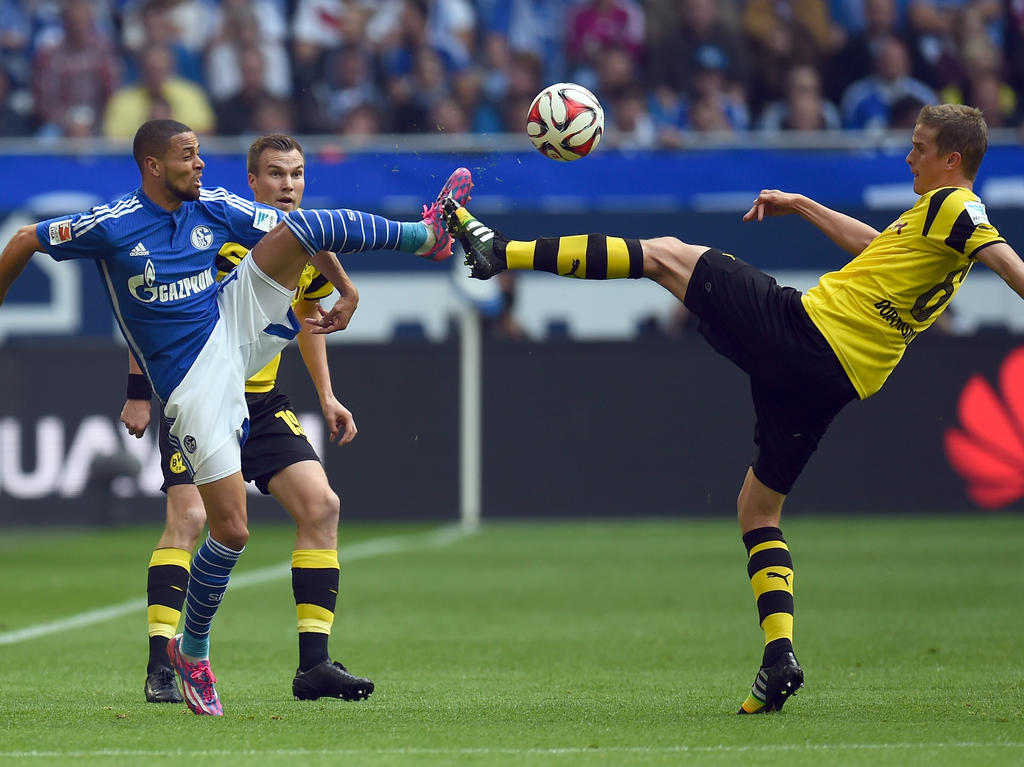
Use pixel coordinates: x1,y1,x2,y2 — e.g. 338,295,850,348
48,219,72,245
964,201,989,226
253,207,278,233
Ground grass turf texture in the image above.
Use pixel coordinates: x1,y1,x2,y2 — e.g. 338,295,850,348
0,517,1022,767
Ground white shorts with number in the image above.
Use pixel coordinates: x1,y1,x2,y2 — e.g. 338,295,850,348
164,254,299,485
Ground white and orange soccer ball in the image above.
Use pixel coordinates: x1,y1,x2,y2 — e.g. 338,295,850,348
526,82,604,162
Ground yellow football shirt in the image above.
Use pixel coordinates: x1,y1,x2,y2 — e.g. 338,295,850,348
802,186,1005,399
216,243,334,393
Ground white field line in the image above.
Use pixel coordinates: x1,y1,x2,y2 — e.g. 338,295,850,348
0,524,469,647
1,743,1023,759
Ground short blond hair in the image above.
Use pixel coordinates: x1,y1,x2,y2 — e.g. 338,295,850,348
246,134,303,176
916,104,988,180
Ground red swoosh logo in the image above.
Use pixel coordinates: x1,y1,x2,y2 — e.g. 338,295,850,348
944,347,1024,508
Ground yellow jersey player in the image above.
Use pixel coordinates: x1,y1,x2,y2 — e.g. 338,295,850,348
443,104,1024,714
119,134,359,705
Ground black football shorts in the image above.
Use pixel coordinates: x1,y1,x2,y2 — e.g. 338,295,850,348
683,248,858,494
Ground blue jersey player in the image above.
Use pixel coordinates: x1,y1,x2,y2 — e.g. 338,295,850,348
0,119,474,716
123,133,372,709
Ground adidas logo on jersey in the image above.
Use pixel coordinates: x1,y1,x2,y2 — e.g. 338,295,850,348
129,242,150,257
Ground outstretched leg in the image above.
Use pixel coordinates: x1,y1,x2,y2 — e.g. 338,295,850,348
252,168,474,289
443,199,707,303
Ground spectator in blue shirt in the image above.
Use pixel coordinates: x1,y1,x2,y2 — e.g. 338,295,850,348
841,34,937,129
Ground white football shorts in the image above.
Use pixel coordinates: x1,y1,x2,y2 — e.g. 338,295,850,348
164,254,300,485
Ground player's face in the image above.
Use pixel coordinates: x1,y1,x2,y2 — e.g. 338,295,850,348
248,149,305,212
906,123,955,195
162,132,204,202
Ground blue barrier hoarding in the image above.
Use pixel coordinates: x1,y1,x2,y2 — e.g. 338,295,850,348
7,144,1024,214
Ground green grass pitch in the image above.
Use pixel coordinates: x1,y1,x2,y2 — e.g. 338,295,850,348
1,516,1022,766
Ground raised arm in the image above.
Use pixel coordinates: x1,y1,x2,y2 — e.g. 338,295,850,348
743,190,881,257
975,242,1024,301
0,225,43,304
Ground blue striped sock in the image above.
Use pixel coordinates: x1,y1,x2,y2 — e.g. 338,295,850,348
283,209,425,257
181,536,243,659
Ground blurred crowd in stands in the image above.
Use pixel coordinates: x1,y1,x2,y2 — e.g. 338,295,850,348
0,0,1021,144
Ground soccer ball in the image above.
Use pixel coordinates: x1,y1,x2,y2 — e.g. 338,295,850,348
526,83,604,162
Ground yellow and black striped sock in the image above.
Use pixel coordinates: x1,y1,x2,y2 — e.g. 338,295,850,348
146,547,190,671
739,527,795,713
292,549,340,672
505,234,644,279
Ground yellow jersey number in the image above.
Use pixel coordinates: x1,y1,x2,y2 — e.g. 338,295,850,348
275,410,312,443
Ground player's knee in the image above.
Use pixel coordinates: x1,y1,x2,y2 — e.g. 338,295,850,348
293,486,340,547
165,490,207,549
289,479,339,522
279,212,313,257
736,475,785,530
215,524,249,551
643,237,702,280
176,504,206,547
309,487,341,528
208,511,249,550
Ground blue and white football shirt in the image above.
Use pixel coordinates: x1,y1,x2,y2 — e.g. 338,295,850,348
37,187,281,401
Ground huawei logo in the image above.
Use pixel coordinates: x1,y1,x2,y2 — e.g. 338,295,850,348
944,347,1024,509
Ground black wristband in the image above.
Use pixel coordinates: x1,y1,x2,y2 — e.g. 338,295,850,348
126,373,152,401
